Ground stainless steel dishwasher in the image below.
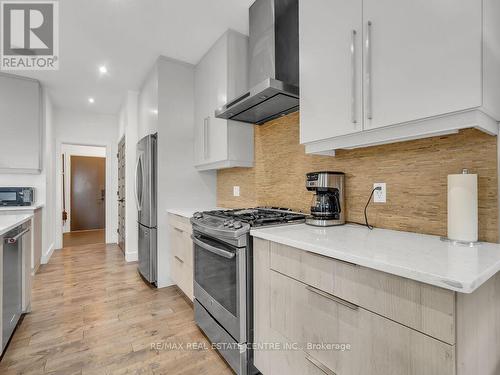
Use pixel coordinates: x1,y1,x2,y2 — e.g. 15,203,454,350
2,222,29,352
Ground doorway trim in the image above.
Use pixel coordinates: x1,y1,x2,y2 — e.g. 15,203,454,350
55,140,117,250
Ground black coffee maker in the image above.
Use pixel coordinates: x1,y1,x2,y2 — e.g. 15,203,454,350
306,171,345,227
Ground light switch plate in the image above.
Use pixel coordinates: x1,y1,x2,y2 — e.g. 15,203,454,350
373,183,386,203
233,186,240,197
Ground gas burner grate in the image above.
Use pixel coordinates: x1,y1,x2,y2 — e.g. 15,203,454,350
204,207,306,227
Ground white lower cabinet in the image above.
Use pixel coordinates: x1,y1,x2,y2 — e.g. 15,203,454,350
254,238,500,375
168,214,193,300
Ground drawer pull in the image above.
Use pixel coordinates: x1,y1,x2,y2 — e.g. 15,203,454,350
307,251,359,267
174,255,184,263
173,227,184,233
306,285,358,311
305,354,337,375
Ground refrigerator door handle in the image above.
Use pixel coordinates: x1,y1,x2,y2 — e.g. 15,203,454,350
134,153,143,211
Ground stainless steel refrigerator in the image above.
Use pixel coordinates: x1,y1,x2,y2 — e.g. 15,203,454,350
135,133,157,285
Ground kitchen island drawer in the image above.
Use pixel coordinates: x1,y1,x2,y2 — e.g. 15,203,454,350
269,241,455,344
270,269,455,375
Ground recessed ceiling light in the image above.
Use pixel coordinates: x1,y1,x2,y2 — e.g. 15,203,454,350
88,97,95,104
151,109,158,115
98,65,108,74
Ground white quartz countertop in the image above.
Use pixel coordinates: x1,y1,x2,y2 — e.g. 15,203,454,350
166,207,225,219
0,214,33,236
250,224,500,294
0,203,44,211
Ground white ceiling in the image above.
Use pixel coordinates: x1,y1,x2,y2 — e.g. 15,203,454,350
13,0,254,115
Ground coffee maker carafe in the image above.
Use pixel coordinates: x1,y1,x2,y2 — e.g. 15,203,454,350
305,171,345,227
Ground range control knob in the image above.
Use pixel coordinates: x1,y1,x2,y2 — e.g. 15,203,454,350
228,221,234,228
223,220,230,226
193,212,203,219
233,221,243,229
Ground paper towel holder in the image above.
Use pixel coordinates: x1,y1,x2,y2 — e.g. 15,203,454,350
442,167,480,246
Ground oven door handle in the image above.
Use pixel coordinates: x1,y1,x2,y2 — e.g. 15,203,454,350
191,235,235,259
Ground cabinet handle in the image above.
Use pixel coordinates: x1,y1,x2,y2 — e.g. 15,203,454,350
173,227,183,233
174,255,184,263
203,117,210,160
305,354,337,375
350,29,357,124
306,285,358,311
366,21,373,120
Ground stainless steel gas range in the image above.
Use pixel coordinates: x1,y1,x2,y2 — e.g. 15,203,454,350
190,208,306,375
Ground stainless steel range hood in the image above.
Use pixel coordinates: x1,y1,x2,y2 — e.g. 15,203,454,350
215,0,299,125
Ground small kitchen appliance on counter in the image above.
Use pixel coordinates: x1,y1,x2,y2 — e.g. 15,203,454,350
306,171,345,227
191,207,305,375
0,187,35,207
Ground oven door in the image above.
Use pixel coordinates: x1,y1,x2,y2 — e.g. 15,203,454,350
193,232,246,342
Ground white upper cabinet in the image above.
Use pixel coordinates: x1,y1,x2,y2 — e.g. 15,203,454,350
364,0,481,129
194,30,254,170
300,0,500,154
299,0,363,144
0,74,42,173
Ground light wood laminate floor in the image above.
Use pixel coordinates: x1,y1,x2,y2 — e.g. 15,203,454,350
0,243,233,375
63,229,106,248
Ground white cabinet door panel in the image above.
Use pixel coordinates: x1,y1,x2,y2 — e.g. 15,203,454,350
194,30,252,169
0,75,41,172
364,0,482,129
299,0,363,144
205,34,229,164
205,116,228,163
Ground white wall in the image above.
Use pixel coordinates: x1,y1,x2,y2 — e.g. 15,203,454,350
138,56,216,288
118,91,139,262
61,144,106,233
54,108,119,249
41,90,56,263
0,174,44,194
138,65,159,138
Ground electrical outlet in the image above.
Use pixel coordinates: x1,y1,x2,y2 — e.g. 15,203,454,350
373,183,386,203
233,186,240,197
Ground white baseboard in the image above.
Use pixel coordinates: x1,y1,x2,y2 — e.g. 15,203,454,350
157,279,174,289
125,251,138,262
41,243,55,264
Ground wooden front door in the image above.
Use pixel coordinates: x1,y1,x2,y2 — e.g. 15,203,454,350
70,156,106,231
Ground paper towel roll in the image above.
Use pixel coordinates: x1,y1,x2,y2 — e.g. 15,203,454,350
447,171,478,242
